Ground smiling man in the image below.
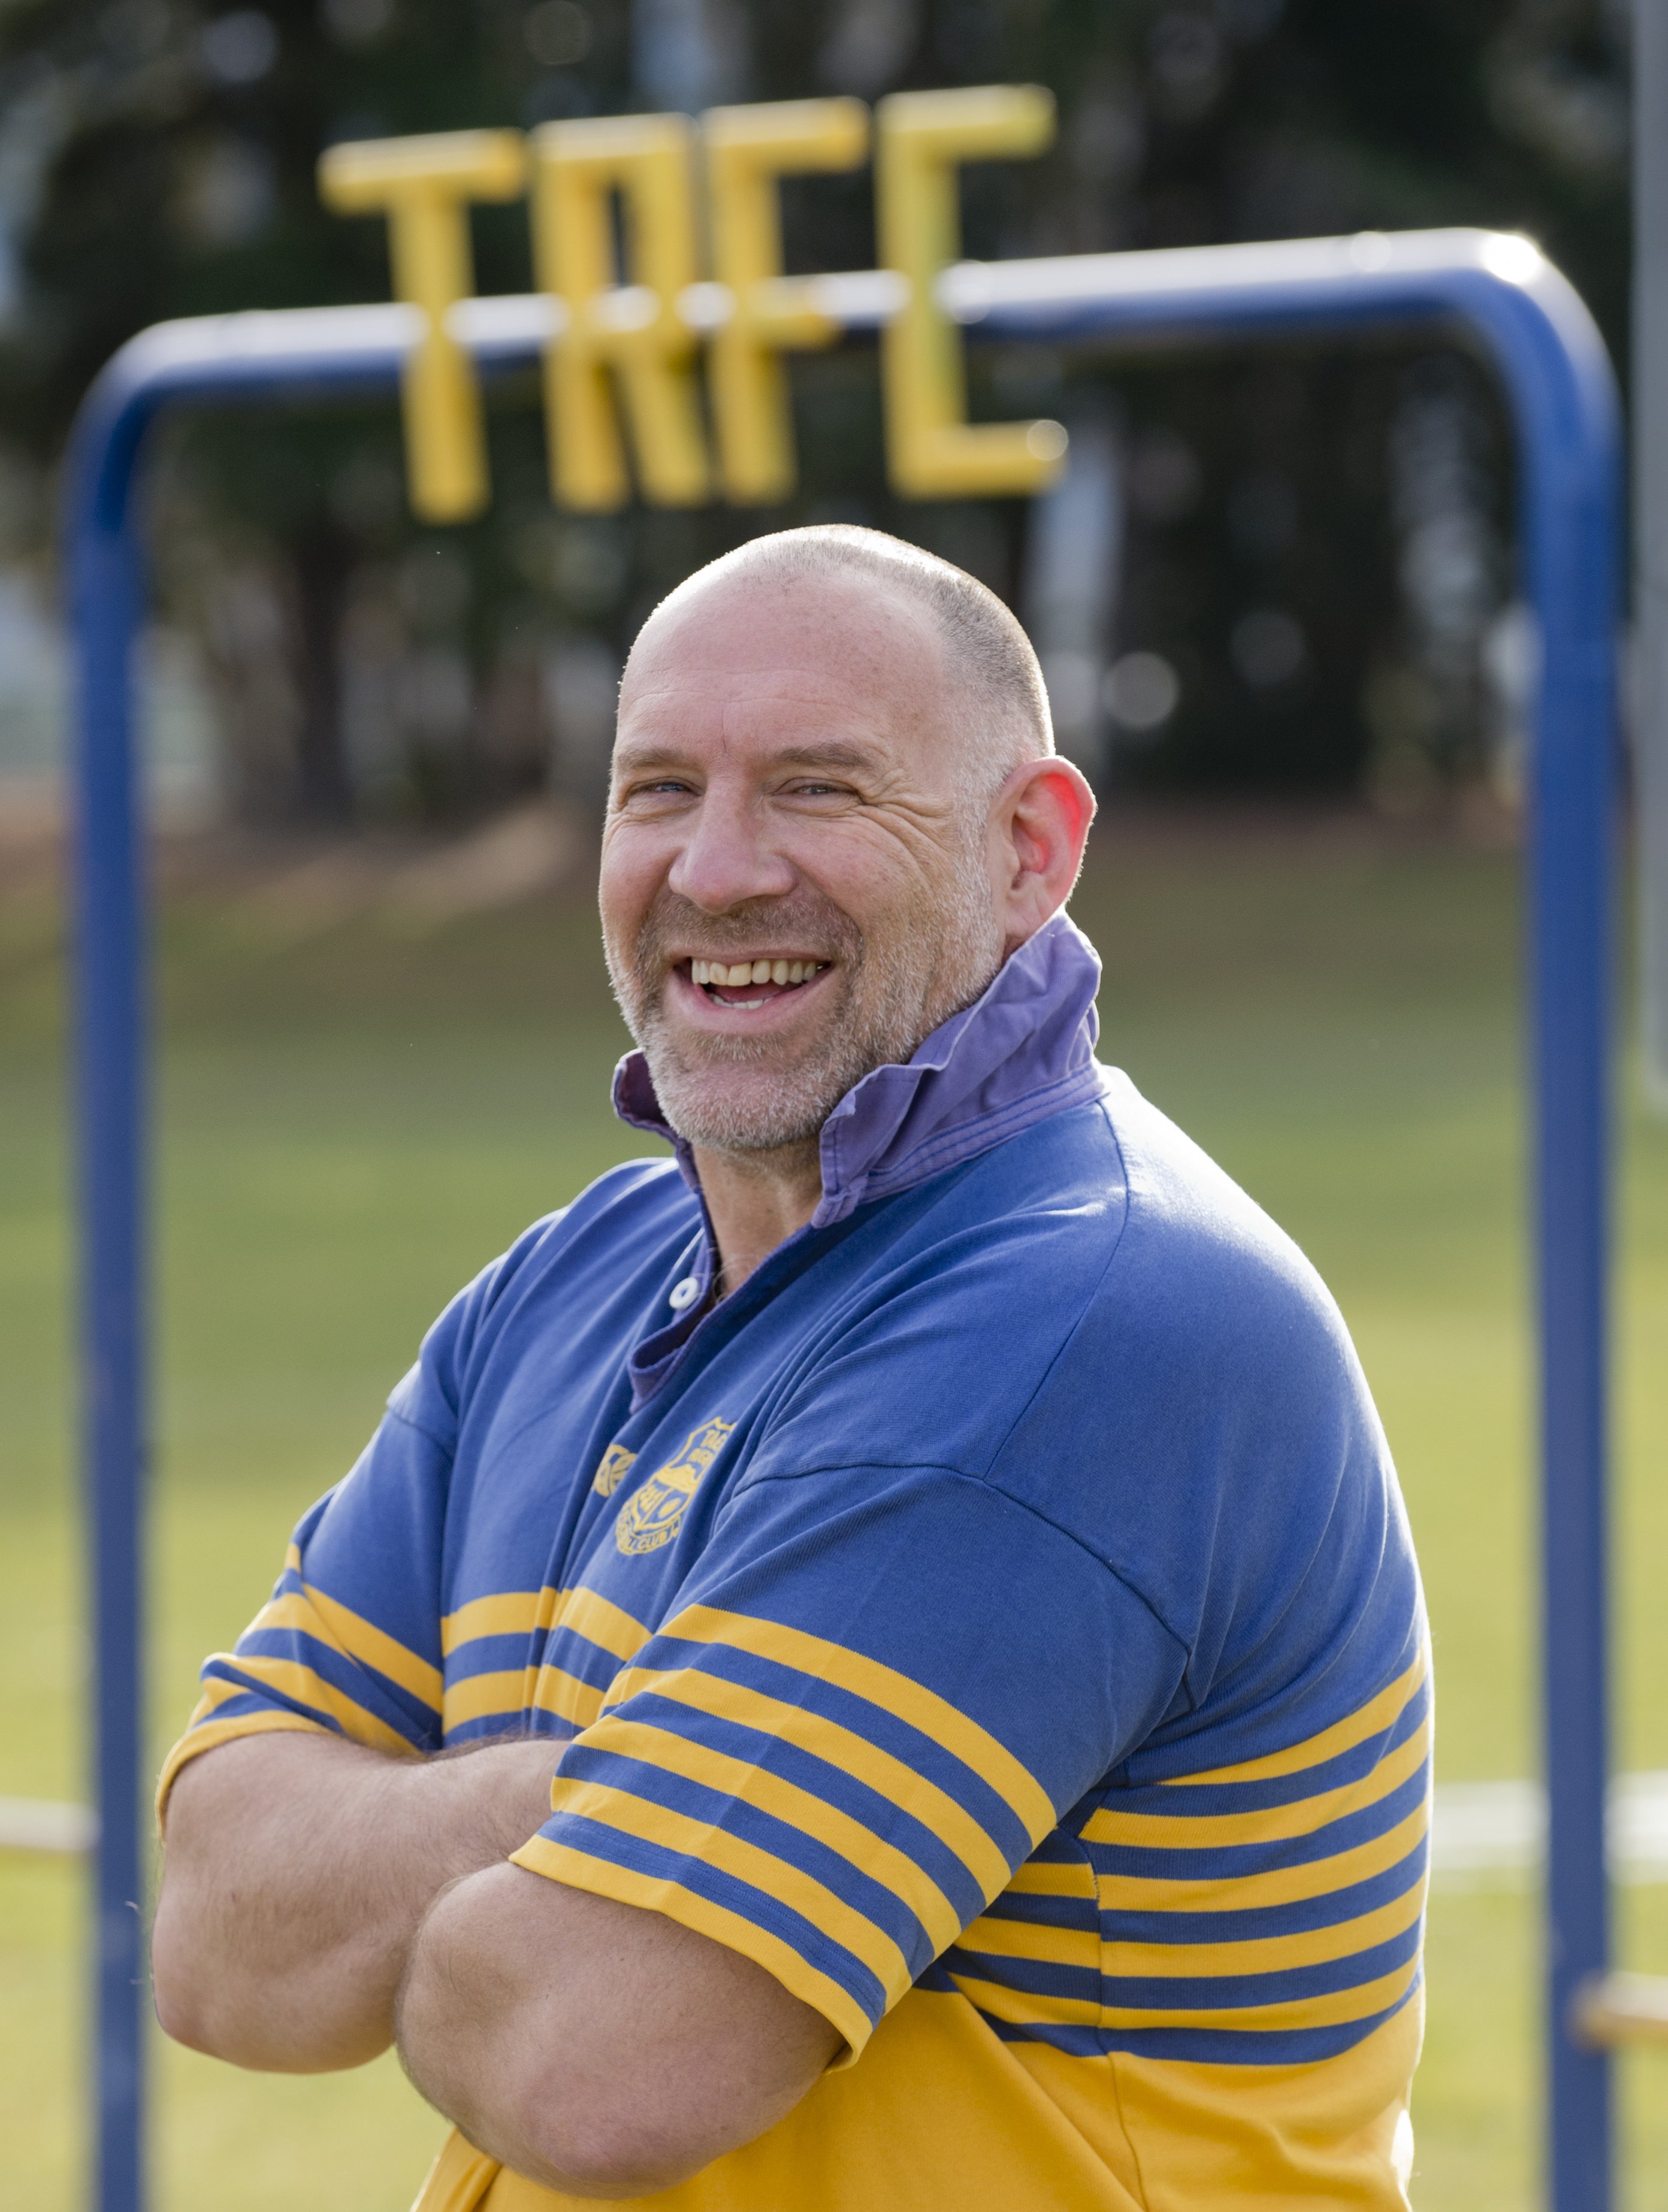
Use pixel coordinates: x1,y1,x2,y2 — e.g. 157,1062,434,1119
152,527,1428,2211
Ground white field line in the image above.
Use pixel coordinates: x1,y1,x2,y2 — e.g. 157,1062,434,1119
0,1796,96,1856
1432,1773,1668,1889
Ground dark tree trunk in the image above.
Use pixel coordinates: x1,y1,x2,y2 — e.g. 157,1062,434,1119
291,520,354,824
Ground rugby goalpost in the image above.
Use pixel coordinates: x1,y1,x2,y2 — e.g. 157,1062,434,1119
60,88,1646,2212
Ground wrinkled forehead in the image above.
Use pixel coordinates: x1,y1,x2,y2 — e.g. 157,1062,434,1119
615,567,957,771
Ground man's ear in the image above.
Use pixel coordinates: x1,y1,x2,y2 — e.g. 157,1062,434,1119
995,756,1098,953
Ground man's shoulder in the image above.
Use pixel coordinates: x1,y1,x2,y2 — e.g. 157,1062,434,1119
757,1072,1358,1494
979,1073,1406,1676
977,1070,1373,1478
947,1066,1346,1370
1091,1068,1351,1362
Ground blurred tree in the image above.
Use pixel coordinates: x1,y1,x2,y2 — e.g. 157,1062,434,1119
0,0,639,820
0,0,1632,817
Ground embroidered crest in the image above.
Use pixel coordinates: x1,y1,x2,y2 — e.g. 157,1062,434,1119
615,1418,735,1556
592,1443,636,1498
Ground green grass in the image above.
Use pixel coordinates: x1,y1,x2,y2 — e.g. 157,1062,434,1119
2,813,1666,2209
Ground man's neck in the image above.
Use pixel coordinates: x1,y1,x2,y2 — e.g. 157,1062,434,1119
691,1137,824,1296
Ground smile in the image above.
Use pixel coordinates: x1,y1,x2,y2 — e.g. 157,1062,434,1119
684,957,830,1011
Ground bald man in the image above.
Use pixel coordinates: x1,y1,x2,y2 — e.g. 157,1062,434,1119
153,528,1428,2211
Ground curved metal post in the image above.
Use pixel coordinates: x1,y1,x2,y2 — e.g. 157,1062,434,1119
64,316,413,2212
954,231,1622,2212
67,379,153,2212
65,227,1618,2212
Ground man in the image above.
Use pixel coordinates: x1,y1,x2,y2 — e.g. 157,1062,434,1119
153,526,1428,2210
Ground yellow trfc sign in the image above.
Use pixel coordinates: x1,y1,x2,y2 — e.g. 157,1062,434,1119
318,86,1069,524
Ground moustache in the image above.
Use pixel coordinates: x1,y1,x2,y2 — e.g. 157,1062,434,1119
631,891,865,977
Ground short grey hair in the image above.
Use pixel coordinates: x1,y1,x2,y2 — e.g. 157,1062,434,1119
639,524,1054,804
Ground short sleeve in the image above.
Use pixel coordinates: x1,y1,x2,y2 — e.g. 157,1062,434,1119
152,1261,488,1820
154,1402,452,1820
510,1465,1186,2057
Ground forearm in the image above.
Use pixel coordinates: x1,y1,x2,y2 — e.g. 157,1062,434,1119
153,1730,557,2072
397,1864,840,2198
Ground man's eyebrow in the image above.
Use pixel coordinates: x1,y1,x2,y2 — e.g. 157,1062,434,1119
611,740,693,774
612,737,886,776
770,740,884,773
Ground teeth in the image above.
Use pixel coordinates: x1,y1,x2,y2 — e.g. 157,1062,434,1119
691,957,826,992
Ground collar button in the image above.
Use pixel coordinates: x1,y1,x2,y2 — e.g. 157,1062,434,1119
669,1276,700,1312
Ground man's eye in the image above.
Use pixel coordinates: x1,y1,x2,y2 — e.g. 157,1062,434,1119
623,778,696,803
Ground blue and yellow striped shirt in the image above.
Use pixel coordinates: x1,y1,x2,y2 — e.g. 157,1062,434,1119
161,921,1427,2210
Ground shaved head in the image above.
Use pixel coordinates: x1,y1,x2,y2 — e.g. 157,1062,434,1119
630,525,1054,810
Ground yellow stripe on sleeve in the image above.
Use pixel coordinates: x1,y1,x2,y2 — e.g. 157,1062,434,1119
252,1588,442,1714
552,1586,652,1666
547,1774,917,2008
529,1663,607,1732
603,1662,1014,1899
441,1585,650,1665
183,1639,403,1747
1163,1644,1430,1789
953,1912,1099,1971
663,1605,1056,1847
302,1584,443,1712
1084,1720,1429,1852
948,1954,1422,2039
430,1588,653,1733
1003,1859,1098,1898
1094,1954,1422,2035
440,1668,534,1730
186,1671,258,1721
511,1832,873,2057
441,1589,545,1656
220,1654,416,1757
584,1715,966,1956
1099,1874,1427,1980
1095,1799,1430,1916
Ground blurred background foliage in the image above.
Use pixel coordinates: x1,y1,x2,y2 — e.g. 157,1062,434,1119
0,0,1633,822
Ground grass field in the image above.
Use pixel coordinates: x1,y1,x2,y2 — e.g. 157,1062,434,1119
2,810,1666,2210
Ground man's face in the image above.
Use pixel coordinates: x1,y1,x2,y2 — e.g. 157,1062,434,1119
599,572,1008,1155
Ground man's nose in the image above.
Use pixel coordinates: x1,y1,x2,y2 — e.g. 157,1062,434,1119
666,788,797,913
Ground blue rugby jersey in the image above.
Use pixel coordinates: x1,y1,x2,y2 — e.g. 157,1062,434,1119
159,915,1428,2212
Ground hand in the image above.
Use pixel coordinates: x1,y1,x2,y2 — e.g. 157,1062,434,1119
430,1732,566,1860
153,1730,563,2072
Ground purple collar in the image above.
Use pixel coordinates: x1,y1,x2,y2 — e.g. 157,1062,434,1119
612,908,1107,1229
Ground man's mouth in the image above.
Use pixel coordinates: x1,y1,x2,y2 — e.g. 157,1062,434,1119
684,957,830,1010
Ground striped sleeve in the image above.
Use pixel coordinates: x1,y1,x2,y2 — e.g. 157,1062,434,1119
511,1465,1187,2057
941,1636,1431,2064
155,1215,570,1818
1075,1639,1432,2062
157,1352,460,1818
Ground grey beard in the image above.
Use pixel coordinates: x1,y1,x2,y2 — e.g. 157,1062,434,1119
605,854,1005,1157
